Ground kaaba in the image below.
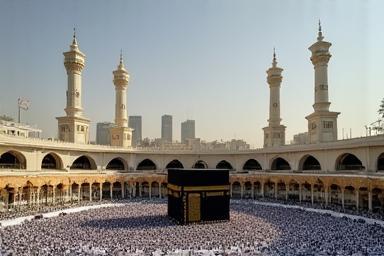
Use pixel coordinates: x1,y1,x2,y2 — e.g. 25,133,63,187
167,169,230,224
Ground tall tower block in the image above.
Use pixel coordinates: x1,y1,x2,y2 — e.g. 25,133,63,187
56,30,90,144
110,52,132,148
263,50,286,147
306,22,339,143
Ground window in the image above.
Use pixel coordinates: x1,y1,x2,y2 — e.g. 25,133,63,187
323,121,333,129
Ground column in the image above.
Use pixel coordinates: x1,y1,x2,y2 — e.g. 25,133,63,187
149,183,152,199
78,185,81,203
341,188,345,209
52,186,56,205
285,184,289,201
18,188,22,209
36,188,40,207
133,182,136,197
261,182,265,198
299,183,302,202
251,184,255,199
368,190,372,211
240,183,244,199
159,183,162,199
12,191,16,209
355,189,359,210
325,186,329,206
99,183,103,201
121,182,125,199
230,183,233,198
89,184,92,202
274,182,277,199
139,183,142,198
69,185,73,203
110,183,113,200
311,184,314,205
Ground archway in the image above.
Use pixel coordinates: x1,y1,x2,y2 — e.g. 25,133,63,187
271,157,291,170
344,186,356,209
377,153,384,171
0,151,26,169
231,182,241,199
166,160,184,169
41,153,62,170
243,159,262,170
264,181,275,198
193,160,208,169
151,182,160,197
300,155,321,170
70,156,96,170
112,182,122,199
216,160,233,170
288,180,300,200
336,153,363,171
141,182,150,197
137,159,156,171
330,184,341,205
106,158,126,171
244,182,252,199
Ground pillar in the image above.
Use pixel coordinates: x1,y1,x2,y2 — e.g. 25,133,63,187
341,188,345,209
230,183,233,198
285,184,289,201
149,183,152,199
78,185,81,203
121,182,125,199
368,190,372,211
89,184,92,202
299,183,302,202
36,188,40,207
325,186,329,206
139,183,142,198
110,183,113,200
133,182,136,197
251,184,255,199
159,183,162,199
311,184,314,205
240,183,244,199
274,182,277,199
52,186,56,205
355,189,359,210
261,182,265,198
99,183,103,201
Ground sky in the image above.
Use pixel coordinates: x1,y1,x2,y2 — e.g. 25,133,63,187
0,0,383,148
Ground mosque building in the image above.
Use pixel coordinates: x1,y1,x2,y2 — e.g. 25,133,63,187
0,24,384,213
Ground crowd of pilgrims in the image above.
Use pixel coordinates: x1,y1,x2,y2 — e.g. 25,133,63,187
1,199,384,255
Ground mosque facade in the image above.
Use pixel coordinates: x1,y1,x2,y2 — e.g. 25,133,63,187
1,25,384,212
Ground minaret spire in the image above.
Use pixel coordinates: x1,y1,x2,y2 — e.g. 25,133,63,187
118,49,125,69
272,47,277,67
317,20,324,41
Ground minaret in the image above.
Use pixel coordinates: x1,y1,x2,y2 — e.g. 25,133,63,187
110,51,133,148
263,49,286,148
305,21,340,143
57,29,90,144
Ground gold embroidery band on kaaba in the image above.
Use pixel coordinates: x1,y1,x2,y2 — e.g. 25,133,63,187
167,184,230,192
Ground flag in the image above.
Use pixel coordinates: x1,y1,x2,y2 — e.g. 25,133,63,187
18,98,30,110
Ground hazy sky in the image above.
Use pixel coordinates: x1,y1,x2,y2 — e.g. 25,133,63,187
1,1,383,148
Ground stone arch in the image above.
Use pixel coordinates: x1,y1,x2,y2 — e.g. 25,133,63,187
41,152,63,170
271,157,291,170
242,159,262,170
299,155,321,170
336,153,364,171
377,153,384,171
216,160,233,170
70,155,97,170
166,159,184,169
192,160,208,169
231,182,241,199
0,150,26,169
137,159,157,170
106,157,127,171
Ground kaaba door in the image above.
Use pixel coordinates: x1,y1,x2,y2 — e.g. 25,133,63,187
188,193,201,222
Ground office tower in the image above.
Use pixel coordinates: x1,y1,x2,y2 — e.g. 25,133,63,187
96,122,115,145
161,115,172,143
129,116,142,147
181,120,195,143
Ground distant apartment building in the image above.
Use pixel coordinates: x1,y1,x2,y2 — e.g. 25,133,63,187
129,116,142,147
181,120,195,143
161,115,172,143
96,122,115,145
0,117,42,139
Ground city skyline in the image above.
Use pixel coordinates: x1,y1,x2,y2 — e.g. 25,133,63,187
1,1,383,147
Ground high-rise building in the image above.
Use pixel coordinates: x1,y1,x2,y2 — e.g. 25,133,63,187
129,116,142,147
161,115,172,143
96,122,115,145
181,120,195,143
